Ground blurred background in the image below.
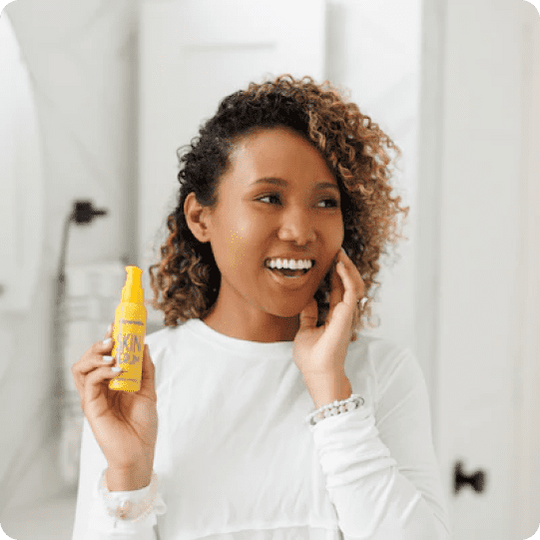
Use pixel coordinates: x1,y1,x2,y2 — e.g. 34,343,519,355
0,0,538,539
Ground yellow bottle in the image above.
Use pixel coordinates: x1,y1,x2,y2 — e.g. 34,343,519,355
109,266,147,393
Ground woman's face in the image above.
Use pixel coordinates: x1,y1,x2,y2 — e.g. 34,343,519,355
188,126,344,342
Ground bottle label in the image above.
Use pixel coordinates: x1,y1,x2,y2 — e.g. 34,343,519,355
115,318,145,366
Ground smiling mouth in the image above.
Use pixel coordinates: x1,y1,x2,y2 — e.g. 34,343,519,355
264,261,315,278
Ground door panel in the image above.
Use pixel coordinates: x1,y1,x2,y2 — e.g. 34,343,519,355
418,0,540,537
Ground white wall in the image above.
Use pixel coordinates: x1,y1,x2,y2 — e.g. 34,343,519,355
326,0,422,359
0,0,139,513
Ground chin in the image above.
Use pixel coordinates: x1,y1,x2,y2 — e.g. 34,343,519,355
267,301,309,320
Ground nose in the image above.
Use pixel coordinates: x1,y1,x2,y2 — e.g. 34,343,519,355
277,206,316,245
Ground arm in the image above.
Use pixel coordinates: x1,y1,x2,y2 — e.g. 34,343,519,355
72,418,165,540
307,348,451,539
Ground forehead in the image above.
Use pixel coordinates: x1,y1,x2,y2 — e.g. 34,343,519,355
226,127,336,184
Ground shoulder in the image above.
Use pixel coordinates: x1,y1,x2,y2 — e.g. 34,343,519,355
144,321,190,386
347,333,424,405
349,332,414,371
145,325,175,355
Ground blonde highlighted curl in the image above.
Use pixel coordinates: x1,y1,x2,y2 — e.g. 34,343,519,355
148,74,410,338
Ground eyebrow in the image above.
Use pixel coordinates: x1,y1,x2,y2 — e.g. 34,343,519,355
250,177,340,193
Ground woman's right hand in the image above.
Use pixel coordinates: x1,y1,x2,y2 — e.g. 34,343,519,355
71,324,158,485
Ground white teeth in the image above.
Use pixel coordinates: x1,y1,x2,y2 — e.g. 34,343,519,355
266,258,313,270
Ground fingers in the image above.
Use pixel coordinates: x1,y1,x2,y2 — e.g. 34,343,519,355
72,324,154,409
141,345,152,377
105,323,113,339
83,360,123,409
327,261,344,312
337,248,365,301
71,327,121,403
336,250,366,339
140,345,157,398
298,296,319,332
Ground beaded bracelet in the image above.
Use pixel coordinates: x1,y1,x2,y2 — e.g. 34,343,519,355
99,470,160,523
306,393,365,426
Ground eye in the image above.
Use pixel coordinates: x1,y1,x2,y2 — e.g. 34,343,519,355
255,194,340,208
256,194,282,205
318,198,340,209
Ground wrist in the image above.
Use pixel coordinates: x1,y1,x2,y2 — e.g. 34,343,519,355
303,371,352,410
106,464,153,491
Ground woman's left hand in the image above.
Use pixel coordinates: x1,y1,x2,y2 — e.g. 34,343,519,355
293,247,365,381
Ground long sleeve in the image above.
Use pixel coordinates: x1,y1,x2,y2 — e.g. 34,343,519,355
72,418,166,540
308,348,451,539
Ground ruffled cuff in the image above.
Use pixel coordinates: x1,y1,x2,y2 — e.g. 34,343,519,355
96,469,167,524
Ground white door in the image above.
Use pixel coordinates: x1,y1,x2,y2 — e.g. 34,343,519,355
515,4,540,537
418,0,540,538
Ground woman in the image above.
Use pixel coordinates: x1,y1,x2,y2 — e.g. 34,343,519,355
71,74,450,539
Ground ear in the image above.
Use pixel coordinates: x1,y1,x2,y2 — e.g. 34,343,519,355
184,192,213,243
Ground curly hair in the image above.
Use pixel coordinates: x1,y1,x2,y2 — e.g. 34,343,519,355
148,74,410,335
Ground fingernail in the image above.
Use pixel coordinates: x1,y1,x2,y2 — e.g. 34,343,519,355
102,356,113,363
111,366,122,372
103,338,112,345
107,324,112,333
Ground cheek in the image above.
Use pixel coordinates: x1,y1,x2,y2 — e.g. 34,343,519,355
319,221,345,276
329,218,345,252
224,214,266,273
225,229,248,273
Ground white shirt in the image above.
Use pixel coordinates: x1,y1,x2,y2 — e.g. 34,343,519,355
72,318,451,539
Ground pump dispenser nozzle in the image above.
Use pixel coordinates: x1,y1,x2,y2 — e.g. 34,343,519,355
121,266,144,304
